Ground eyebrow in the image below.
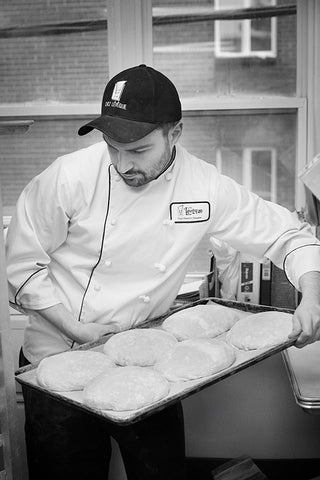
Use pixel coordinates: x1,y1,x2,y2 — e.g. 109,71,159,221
104,139,153,151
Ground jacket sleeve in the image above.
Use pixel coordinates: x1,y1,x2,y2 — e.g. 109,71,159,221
210,172,320,291
6,158,72,309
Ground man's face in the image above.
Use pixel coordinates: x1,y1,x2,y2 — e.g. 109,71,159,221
103,128,173,187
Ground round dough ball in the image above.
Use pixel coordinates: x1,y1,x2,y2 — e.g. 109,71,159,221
36,350,115,391
103,328,177,366
226,311,293,350
82,366,170,411
154,339,236,382
161,304,241,341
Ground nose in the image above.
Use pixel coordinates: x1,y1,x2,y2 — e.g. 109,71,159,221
116,151,134,174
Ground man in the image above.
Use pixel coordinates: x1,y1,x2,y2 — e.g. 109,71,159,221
6,64,320,480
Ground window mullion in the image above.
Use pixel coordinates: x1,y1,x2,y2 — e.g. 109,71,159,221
106,0,153,77
243,19,251,55
243,148,251,191
271,149,277,203
297,0,320,162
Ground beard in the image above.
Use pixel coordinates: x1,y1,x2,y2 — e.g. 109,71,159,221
118,141,172,187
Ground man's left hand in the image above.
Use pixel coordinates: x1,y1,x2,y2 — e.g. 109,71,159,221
288,270,320,348
289,298,320,348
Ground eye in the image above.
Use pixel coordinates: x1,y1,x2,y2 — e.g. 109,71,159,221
133,147,150,154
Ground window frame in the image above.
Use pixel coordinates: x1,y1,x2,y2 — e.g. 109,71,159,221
214,0,277,59
216,146,277,203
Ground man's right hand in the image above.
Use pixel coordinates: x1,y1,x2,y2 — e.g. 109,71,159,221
29,303,117,345
76,322,118,344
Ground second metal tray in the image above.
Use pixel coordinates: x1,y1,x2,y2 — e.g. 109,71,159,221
282,341,320,414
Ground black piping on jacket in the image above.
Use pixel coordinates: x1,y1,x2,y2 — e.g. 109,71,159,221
282,243,320,288
71,163,112,348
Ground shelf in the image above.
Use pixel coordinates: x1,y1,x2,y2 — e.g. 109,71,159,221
0,121,34,135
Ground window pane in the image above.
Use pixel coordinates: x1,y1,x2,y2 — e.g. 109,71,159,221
182,111,296,272
218,19,243,53
251,150,273,200
0,119,102,215
218,148,243,184
251,17,272,52
152,0,296,96
0,0,108,103
153,1,216,97
216,0,245,55
181,112,296,210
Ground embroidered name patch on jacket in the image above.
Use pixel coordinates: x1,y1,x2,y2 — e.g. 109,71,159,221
170,202,210,223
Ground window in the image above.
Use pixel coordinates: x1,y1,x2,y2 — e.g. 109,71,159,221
249,148,277,202
152,0,296,96
215,0,277,58
180,111,295,210
151,0,313,273
216,147,277,203
0,0,109,216
0,0,109,104
1,0,319,276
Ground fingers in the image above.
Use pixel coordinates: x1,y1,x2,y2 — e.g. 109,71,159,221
312,322,320,343
295,334,312,349
292,306,320,348
288,314,302,339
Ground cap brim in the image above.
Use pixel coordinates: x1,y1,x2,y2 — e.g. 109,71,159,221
78,115,159,143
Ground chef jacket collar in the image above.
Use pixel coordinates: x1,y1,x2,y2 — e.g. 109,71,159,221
153,145,176,181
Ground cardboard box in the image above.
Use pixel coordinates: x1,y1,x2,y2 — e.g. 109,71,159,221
237,254,260,304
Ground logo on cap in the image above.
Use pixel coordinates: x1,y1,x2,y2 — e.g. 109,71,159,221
111,81,127,101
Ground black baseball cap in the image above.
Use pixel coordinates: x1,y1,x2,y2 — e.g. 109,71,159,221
78,64,182,143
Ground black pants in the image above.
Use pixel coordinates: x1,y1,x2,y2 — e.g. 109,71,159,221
20,350,186,480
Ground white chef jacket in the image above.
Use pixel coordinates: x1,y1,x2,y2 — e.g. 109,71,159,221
6,142,320,362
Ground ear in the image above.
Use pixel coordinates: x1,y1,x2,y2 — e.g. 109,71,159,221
169,121,183,147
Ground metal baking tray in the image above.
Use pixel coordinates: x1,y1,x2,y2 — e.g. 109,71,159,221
282,341,320,415
15,297,296,425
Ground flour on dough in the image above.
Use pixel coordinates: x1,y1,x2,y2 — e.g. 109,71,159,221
226,311,293,350
161,304,241,341
103,328,177,366
36,350,115,391
82,366,170,411
154,339,236,382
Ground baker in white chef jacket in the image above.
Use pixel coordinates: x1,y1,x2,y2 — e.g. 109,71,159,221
6,65,320,480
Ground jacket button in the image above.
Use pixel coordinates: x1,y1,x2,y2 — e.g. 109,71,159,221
93,284,101,291
154,263,166,272
105,260,112,267
110,218,118,226
165,173,172,181
139,295,150,303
